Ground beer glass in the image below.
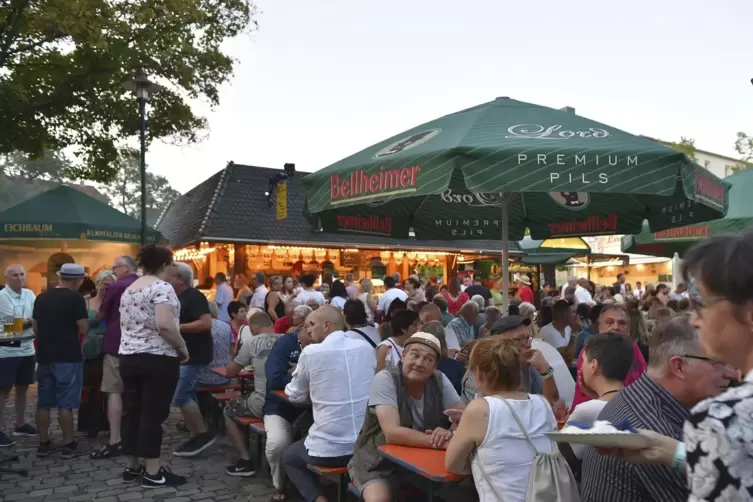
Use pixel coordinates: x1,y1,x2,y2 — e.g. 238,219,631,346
13,305,24,334
3,316,14,335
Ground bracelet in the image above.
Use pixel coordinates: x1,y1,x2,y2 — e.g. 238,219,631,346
540,367,555,379
672,442,686,470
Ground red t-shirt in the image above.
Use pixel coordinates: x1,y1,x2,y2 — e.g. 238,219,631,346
442,291,470,316
517,285,534,304
570,341,647,412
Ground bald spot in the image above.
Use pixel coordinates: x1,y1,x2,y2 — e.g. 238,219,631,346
312,305,345,331
4,264,23,279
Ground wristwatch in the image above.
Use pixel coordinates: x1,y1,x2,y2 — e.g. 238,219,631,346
539,367,555,379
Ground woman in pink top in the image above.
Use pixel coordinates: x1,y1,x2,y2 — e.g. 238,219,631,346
570,304,647,411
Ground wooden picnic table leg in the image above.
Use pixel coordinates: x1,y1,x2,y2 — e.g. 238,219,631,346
427,482,434,502
336,474,347,502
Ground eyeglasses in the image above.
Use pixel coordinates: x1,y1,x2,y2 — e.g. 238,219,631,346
689,294,725,314
681,354,733,371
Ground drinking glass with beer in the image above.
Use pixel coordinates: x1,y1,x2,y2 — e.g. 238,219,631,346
13,305,24,334
3,315,14,336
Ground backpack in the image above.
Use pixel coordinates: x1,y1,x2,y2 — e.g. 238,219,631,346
475,396,580,502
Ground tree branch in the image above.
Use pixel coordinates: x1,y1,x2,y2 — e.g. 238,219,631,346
0,0,30,70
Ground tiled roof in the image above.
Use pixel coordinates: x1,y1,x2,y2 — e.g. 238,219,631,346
156,163,521,254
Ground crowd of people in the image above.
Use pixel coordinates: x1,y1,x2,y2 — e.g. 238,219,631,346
1,232,752,501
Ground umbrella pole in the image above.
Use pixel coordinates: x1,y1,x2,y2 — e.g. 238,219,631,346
500,194,511,314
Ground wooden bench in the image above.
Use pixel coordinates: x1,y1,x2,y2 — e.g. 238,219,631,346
232,416,266,471
197,383,241,393
307,465,350,502
212,391,240,401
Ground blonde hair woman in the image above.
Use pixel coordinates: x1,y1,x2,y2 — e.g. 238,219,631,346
89,269,116,312
264,276,285,321
358,278,377,324
519,302,538,337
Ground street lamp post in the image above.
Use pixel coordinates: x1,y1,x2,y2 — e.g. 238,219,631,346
122,69,163,246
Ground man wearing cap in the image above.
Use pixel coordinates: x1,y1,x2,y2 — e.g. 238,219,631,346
349,332,467,501
32,263,92,458
461,315,560,405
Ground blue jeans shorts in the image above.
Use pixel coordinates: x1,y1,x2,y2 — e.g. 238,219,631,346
37,362,83,410
172,364,207,407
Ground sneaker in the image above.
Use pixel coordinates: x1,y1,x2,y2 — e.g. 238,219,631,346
142,467,187,488
37,441,62,457
61,441,94,459
122,465,144,483
172,431,217,457
13,424,38,437
0,431,15,448
225,460,256,477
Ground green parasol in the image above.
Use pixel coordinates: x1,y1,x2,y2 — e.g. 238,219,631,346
0,185,163,244
303,97,729,309
622,168,753,258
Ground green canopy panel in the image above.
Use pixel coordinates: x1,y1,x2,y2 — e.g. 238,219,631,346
621,168,753,258
0,186,164,245
521,252,577,265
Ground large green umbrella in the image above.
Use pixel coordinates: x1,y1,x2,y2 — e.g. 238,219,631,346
0,185,163,244
303,97,729,308
622,167,753,258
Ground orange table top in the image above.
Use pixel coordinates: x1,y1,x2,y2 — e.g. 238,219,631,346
272,389,289,399
377,445,462,483
211,367,254,379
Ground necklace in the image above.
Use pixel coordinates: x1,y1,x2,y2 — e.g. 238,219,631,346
599,389,620,399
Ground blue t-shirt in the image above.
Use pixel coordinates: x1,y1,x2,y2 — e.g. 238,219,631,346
263,331,304,424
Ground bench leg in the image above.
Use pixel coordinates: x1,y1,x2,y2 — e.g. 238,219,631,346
337,474,348,502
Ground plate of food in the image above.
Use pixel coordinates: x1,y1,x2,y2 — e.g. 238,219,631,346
547,420,652,449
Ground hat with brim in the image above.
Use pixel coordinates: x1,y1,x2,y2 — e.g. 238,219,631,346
57,263,86,279
489,315,531,335
514,274,531,286
404,332,442,358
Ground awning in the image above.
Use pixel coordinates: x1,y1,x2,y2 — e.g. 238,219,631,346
521,252,577,265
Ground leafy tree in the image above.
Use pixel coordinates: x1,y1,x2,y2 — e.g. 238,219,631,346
667,137,698,162
0,0,258,182
730,132,753,173
99,151,181,222
0,151,68,181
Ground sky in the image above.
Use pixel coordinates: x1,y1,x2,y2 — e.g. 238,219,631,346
146,0,753,194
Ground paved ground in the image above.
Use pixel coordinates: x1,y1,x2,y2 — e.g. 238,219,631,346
0,385,278,501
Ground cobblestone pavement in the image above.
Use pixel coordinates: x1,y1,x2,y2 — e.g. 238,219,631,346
0,385,277,501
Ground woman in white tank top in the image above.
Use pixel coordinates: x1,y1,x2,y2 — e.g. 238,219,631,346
445,337,558,502
375,310,419,371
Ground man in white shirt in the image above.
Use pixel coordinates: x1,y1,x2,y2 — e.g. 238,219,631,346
539,300,577,362
616,273,627,295
213,272,235,323
574,278,594,305
0,265,37,446
560,276,577,298
633,281,645,298
281,306,376,502
295,274,326,307
248,272,268,309
376,276,408,316
460,274,472,292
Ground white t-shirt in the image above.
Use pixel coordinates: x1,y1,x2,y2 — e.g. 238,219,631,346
574,285,593,305
471,395,556,502
538,323,572,348
296,289,326,306
444,324,461,351
329,296,347,310
376,288,408,313
565,399,608,458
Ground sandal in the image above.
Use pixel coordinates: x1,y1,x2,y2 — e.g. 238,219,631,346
90,442,121,459
270,492,287,502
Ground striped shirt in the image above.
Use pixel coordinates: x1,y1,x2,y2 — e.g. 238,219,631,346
581,373,689,502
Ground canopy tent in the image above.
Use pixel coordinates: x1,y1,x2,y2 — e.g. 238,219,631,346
0,185,163,244
518,236,591,265
622,168,753,258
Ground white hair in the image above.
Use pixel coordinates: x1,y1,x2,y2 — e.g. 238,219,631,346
174,262,194,285
208,301,219,319
519,302,537,320
470,294,485,310
94,269,115,286
293,305,313,321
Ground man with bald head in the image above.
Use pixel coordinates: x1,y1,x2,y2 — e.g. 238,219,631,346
0,265,38,446
282,306,376,502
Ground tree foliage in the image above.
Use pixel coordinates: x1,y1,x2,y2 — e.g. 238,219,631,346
667,137,698,162
99,150,181,221
0,150,68,181
730,132,753,173
0,0,258,182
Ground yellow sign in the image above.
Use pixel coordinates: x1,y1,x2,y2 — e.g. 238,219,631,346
4,224,53,232
276,182,288,220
